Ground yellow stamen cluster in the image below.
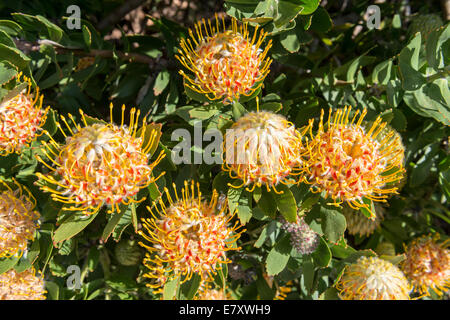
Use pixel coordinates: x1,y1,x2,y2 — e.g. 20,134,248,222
343,203,385,237
304,107,404,217
223,111,308,193
0,74,49,155
401,234,450,297
0,179,39,258
0,268,46,300
176,14,272,104
138,181,244,293
36,104,165,215
336,256,411,300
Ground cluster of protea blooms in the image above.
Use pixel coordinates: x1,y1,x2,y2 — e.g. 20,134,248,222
138,180,245,294
36,103,165,215
176,13,272,104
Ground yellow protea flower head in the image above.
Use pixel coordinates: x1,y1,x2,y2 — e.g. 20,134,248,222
343,203,385,237
0,268,46,300
176,14,272,104
401,234,450,297
0,179,40,258
223,110,308,193
36,104,165,215
0,73,49,155
274,281,294,300
138,181,244,293
336,256,411,300
304,106,405,217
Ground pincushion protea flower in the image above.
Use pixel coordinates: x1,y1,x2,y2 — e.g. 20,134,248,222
223,110,308,193
138,181,244,293
343,203,385,237
0,179,40,258
336,256,411,300
196,282,231,300
36,104,165,215
0,73,49,155
401,234,450,297
304,107,405,217
0,268,46,300
176,14,272,104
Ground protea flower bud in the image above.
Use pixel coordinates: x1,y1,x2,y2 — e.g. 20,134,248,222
0,73,49,155
0,179,40,258
0,268,46,300
336,256,411,300
138,181,245,293
401,234,450,297
223,111,308,193
176,14,272,104
114,239,142,266
36,104,165,215
280,216,319,255
343,203,384,237
304,107,405,218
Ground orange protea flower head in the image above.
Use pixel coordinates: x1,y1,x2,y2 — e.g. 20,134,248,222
343,203,385,237
223,110,308,193
176,13,272,104
304,106,405,217
0,268,46,300
336,256,411,300
401,234,450,297
0,73,49,155
138,181,244,293
0,179,40,258
36,104,165,215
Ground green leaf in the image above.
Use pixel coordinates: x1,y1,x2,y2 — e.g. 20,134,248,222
426,24,449,70
302,259,315,293
0,256,19,274
398,33,426,90
0,43,30,71
232,101,247,120
82,25,92,48
311,236,332,267
45,281,60,300
53,210,99,244
0,61,17,86
0,20,22,36
258,188,277,218
274,184,297,223
372,59,393,85
12,13,64,42
179,273,201,299
163,277,179,300
265,235,291,276
310,6,332,33
153,70,170,96
319,205,346,244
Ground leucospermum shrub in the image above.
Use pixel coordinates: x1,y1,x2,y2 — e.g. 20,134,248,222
0,0,448,303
